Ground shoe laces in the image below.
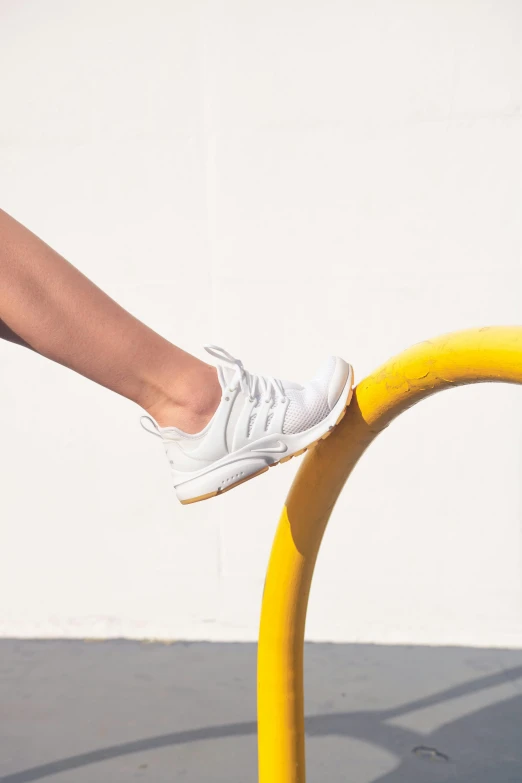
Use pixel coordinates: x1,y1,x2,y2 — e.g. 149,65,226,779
204,345,286,404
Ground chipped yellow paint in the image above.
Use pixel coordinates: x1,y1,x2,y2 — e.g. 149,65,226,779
257,326,522,783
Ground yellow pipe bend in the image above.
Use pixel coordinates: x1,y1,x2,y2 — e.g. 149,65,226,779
257,326,522,783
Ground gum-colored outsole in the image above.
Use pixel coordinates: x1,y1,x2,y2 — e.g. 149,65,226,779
180,382,354,505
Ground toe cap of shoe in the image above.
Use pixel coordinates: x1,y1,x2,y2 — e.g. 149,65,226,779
326,356,351,409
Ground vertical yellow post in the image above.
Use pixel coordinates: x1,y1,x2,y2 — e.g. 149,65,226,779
257,327,522,783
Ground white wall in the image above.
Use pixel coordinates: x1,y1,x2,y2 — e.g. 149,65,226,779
0,0,521,647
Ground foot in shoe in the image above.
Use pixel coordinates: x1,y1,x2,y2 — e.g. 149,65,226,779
141,345,354,504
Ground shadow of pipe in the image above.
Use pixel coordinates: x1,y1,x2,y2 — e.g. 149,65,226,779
3,665,522,783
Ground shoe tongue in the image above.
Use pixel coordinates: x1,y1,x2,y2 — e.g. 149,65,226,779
217,365,236,390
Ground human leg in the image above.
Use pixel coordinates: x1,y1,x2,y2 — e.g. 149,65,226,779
0,209,220,432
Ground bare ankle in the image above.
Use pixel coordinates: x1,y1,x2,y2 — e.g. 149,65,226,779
145,363,221,433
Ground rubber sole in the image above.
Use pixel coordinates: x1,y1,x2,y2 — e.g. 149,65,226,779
180,380,354,505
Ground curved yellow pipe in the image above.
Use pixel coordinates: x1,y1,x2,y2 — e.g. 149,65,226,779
257,326,522,783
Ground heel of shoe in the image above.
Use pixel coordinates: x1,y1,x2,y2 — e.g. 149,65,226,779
175,457,270,505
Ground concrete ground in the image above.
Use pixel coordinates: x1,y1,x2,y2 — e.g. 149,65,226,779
1,641,522,782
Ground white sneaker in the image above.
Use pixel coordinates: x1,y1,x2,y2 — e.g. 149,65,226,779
141,345,354,505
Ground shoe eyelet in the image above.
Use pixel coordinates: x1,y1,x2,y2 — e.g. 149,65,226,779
225,396,230,402
280,397,286,404
248,396,255,403
264,398,271,405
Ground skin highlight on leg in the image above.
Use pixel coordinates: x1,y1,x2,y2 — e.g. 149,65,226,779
0,209,221,432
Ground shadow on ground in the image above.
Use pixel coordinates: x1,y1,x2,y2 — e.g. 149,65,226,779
0,641,521,782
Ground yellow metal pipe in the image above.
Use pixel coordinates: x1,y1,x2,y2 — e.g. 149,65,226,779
257,326,522,783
